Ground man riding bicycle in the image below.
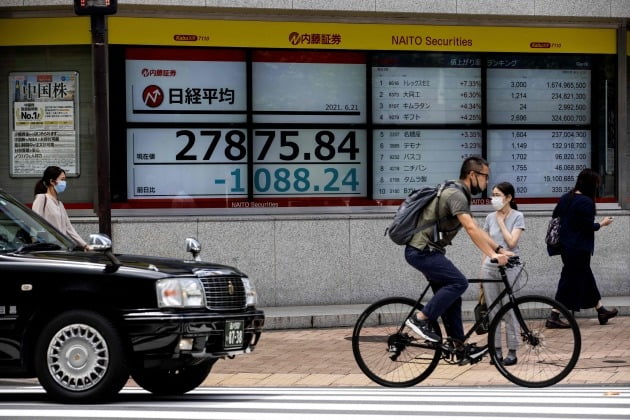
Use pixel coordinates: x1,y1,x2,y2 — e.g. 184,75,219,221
404,156,512,364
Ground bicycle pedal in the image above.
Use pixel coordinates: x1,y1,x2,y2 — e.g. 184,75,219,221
470,356,483,365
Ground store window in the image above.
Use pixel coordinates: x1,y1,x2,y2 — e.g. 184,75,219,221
110,47,617,209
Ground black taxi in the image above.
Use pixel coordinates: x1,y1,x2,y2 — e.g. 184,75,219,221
0,188,264,402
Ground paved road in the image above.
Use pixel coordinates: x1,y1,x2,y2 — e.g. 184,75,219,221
0,386,628,419
208,316,630,387
1,316,627,393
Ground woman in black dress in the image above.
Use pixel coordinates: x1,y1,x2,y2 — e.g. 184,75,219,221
546,168,617,328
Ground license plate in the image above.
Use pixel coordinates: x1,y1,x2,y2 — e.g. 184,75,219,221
224,320,244,349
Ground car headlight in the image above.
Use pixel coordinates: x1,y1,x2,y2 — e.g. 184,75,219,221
156,278,205,308
241,277,257,307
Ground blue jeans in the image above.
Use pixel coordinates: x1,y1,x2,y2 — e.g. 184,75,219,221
405,245,468,342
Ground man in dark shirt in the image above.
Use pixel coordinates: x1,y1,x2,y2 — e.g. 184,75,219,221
405,156,511,365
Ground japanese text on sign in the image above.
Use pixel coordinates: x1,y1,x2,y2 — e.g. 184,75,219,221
9,72,79,177
373,129,482,199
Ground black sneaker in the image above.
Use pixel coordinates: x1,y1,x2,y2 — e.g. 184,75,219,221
405,316,440,342
457,343,488,366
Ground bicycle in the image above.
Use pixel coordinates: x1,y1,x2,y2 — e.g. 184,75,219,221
352,256,581,388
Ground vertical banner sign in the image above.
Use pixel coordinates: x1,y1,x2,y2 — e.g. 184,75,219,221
9,72,80,177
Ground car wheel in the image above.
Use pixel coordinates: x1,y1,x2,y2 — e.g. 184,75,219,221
34,310,129,403
131,359,216,395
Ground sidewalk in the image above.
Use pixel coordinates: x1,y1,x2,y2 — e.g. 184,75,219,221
259,296,630,330
206,300,630,388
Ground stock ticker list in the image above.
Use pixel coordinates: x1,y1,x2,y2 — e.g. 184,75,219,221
372,61,483,199
372,57,592,199
487,65,591,197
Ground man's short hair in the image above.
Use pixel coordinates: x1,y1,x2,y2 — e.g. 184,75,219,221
459,156,489,180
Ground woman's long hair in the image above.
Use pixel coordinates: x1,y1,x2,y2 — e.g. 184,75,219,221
493,181,518,210
34,166,65,196
572,168,600,202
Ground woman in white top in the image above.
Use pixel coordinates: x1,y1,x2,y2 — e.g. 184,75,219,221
481,182,525,366
32,166,89,251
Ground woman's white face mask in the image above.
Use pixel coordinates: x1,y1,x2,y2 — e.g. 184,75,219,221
491,196,505,211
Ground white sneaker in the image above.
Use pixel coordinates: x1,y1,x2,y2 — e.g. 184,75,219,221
405,317,440,342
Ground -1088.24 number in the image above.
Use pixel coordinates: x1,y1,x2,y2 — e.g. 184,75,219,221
254,167,360,194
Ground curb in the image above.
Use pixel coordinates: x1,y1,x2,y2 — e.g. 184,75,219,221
261,296,630,330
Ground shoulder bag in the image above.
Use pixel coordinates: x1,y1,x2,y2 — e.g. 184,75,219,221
545,216,561,256
474,286,489,335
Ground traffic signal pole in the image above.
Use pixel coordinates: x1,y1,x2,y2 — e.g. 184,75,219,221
91,14,112,238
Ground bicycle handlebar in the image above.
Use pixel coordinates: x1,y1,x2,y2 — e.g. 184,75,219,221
489,255,521,268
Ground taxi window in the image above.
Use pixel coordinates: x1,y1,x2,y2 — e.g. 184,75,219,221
0,195,75,252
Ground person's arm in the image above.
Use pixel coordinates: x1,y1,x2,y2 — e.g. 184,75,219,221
496,212,523,249
59,203,88,249
574,198,612,232
32,194,45,217
598,216,614,228
480,215,491,266
457,212,510,265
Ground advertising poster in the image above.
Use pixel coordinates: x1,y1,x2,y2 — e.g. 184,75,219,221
9,72,79,177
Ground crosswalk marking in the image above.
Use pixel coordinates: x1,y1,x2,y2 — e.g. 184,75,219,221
0,386,627,419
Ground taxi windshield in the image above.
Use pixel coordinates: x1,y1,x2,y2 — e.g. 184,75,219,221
0,191,76,253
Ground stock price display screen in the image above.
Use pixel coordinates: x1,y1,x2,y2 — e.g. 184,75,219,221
124,49,598,204
125,49,247,124
488,130,591,197
487,67,590,125
252,51,366,124
372,54,481,124
126,49,368,200
371,54,482,199
127,128,248,198
251,52,367,198
253,129,366,196
374,129,482,199
486,56,592,198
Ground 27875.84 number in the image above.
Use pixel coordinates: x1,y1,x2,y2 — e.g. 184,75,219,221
174,129,361,162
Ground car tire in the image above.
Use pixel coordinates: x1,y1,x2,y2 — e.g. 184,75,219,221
34,310,129,403
131,359,216,395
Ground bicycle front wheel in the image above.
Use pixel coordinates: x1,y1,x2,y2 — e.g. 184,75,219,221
352,297,442,387
488,295,581,387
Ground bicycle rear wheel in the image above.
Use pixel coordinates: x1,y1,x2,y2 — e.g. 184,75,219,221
488,295,581,387
352,297,442,387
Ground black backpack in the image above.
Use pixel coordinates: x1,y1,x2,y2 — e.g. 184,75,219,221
385,181,465,245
